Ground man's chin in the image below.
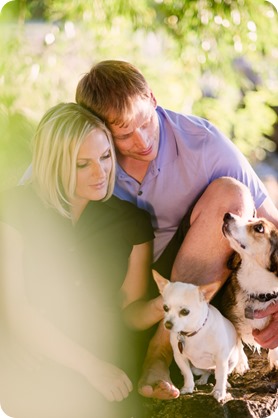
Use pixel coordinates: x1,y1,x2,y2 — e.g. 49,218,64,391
134,150,158,162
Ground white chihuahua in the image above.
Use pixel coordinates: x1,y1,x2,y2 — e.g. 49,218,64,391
153,270,248,402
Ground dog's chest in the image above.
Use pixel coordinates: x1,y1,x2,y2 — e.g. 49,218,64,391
233,289,272,344
171,333,216,369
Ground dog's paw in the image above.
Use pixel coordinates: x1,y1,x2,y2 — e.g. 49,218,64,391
235,353,249,375
212,388,226,402
226,380,231,388
180,385,194,395
235,361,249,375
195,372,211,385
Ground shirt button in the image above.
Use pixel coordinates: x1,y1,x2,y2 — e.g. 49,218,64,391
138,190,143,196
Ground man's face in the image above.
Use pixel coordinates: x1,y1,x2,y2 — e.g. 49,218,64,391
109,96,159,162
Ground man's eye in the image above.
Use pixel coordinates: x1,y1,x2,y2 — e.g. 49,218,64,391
163,304,169,312
141,121,150,129
114,135,131,141
180,308,190,316
253,223,264,234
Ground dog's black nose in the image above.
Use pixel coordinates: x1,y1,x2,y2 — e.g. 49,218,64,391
165,321,173,330
223,212,233,222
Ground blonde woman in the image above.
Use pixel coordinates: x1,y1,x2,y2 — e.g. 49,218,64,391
0,103,164,418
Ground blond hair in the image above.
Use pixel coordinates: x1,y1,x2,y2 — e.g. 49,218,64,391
32,102,116,219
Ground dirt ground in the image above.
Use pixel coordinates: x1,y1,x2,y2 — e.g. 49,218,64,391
142,347,278,418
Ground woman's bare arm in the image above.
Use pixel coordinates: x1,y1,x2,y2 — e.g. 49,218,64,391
120,241,164,330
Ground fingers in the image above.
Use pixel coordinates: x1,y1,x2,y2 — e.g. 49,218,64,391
253,314,278,349
252,303,278,349
253,301,278,319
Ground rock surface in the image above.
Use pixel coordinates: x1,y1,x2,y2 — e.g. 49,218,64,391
143,348,278,417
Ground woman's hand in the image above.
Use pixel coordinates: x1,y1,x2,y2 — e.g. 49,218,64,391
252,301,278,349
86,359,133,402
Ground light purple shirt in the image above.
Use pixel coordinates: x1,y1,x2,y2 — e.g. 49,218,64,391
114,106,268,261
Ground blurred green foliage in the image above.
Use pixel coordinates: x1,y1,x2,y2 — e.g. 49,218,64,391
0,0,277,190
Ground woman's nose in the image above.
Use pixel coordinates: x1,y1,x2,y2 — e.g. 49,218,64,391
91,163,105,179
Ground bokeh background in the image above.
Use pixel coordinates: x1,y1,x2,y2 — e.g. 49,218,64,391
0,0,278,192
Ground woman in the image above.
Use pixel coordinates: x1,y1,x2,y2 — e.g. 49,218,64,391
0,103,164,418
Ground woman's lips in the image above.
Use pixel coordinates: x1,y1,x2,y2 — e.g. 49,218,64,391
90,180,106,189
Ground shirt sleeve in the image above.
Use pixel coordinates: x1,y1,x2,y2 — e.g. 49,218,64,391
202,121,268,209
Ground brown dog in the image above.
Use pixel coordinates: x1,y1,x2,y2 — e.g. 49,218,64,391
222,212,278,370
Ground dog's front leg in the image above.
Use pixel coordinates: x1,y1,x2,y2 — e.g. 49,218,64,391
268,347,278,369
212,358,228,402
235,339,249,374
173,348,195,394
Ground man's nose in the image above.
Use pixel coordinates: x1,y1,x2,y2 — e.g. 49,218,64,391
133,129,149,148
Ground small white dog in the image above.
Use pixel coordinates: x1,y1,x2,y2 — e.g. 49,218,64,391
153,270,247,402
222,212,278,370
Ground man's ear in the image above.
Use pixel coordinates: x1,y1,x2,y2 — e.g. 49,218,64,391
150,91,157,108
152,270,169,294
199,281,222,302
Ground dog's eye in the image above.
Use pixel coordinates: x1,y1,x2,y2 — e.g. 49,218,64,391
253,223,264,234
163,304,169,312
180,308,190,316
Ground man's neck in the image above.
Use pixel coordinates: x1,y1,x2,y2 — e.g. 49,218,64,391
117,154,150,184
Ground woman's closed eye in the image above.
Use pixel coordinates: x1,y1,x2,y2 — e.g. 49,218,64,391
100,150,111,160
77,150,111,169
76,160,89,169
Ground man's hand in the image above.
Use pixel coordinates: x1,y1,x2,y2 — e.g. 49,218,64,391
252,302,278,349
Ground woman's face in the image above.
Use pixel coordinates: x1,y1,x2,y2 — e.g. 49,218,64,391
72,128,112,214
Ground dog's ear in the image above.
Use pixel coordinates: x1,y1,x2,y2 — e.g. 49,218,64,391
269,231,278,276
199,281,222,302
227,252,241,271
152,270,169,294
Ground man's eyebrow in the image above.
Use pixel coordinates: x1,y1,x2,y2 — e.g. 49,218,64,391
113,132,133,140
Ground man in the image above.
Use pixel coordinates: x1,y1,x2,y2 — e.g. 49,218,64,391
76,60,278,399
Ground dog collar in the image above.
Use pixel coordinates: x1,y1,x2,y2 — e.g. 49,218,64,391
249,292,278,303
179,309,209,338
177,310,209,354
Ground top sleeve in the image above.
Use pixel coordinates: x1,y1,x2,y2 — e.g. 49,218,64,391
109,197,154,246
130,206,155,245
